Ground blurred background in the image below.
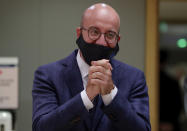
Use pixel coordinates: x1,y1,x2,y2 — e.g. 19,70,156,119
159,0,187,131
0,0,186,131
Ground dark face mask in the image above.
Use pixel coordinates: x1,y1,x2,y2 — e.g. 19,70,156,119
76,34,119,65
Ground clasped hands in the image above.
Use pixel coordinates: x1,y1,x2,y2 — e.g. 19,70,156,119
86,59,114,101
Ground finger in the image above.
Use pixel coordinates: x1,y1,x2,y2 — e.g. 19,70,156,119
89,65,105,74
105,69,112,77
91,59,112,70
90,72,105,80
90,78,112,90
89,65,112,77
107,62,113,70
89,78,103,87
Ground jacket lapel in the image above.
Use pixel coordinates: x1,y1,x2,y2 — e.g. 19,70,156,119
62,50,92,129
65,63,84,97
62,50,84,97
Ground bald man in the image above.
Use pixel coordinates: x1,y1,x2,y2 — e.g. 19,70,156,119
32,3,151,131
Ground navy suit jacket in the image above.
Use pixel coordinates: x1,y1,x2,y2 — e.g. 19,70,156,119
32,50,151,131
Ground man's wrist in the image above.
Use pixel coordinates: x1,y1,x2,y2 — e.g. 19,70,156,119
86,87,97,101
102,86,118,106
80,90,94,111
101,85,114,95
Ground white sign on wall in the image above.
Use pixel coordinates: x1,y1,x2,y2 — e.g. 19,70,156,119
0,57,18,109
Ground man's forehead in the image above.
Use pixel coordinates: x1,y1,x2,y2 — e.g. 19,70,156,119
85,4,117,20
82,3,120,31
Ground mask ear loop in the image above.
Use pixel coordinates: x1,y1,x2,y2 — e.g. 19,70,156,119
109,43,119,60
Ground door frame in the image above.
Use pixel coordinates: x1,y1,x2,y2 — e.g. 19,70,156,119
145,0,159,131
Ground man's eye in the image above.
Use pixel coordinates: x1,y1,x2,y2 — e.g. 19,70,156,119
106,32,115,39
90,29,100,36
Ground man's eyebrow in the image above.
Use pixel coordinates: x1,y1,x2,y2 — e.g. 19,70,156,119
106,29,118,34
88,25,118,34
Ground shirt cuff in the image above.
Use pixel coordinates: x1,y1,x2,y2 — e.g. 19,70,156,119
80,90,94,111
101,86,118,106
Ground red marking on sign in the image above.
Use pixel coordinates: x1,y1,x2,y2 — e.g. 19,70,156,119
0,70,2,75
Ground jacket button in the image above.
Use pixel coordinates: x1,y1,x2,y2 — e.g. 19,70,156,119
108,114,113,119
70,116,81,124
108,114,117,121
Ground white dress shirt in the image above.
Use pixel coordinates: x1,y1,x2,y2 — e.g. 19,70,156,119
76,50,118,111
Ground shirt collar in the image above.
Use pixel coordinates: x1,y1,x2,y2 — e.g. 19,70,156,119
76,50,89,78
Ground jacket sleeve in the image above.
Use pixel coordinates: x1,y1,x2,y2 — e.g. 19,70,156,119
101,70,151,131
32,66,89,131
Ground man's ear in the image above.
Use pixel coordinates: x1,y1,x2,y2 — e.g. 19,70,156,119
76,27,81,38
117,34,121,42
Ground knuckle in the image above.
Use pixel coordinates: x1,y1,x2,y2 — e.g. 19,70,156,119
101,67,105,73
88,74,92,79
89,66,94,72
108,72,112,76
88,70,92,75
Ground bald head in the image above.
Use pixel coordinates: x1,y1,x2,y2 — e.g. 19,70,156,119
81,3,120,32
